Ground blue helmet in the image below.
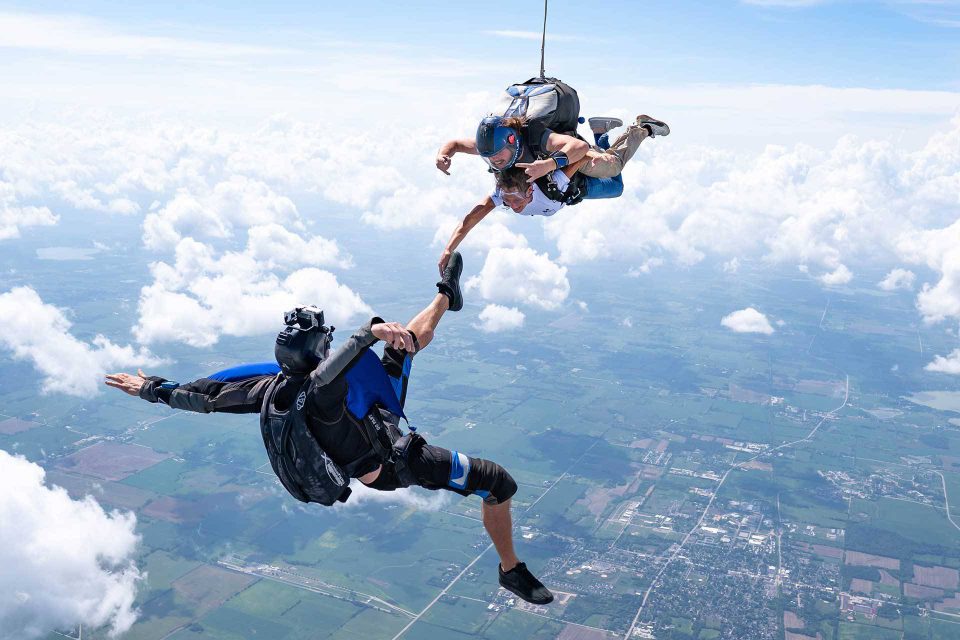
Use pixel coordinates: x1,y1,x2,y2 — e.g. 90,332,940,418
476,116,521,171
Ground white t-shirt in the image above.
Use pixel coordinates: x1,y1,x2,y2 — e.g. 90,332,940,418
490,170,569,217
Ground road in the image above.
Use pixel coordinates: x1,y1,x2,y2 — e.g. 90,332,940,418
934,470,960,533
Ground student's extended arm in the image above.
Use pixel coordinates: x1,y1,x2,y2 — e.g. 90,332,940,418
436,138,479,175
438,196,496,274
516,132,590,183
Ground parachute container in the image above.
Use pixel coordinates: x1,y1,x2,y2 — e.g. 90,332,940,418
493,76,581,136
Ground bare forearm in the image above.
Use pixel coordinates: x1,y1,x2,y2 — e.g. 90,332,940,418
440,138,478,156
546,133,589,165
444,199,494,253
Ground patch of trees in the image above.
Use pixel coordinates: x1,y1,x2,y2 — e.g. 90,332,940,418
845,523,955,561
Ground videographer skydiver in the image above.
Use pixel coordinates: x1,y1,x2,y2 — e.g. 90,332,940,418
104,253,554,605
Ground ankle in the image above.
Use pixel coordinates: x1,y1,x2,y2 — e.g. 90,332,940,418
500,559,519,573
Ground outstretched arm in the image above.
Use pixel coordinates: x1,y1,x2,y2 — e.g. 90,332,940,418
436,138,479,175
438,196,496,274
105,370,271,414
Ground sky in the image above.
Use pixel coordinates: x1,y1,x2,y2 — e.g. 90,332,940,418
1,0,959,146
0,1,959,636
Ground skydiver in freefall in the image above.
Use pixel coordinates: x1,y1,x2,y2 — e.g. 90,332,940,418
436,115,670,273
104,253,554,605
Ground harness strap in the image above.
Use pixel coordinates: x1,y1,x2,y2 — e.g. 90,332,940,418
348,407,395,464
536,172,587,206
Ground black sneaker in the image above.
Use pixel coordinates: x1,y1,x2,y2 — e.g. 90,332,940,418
498,562,554,605
437,251,463,311
636,114,670,138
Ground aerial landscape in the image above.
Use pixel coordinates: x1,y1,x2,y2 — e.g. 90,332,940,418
1,2,958,639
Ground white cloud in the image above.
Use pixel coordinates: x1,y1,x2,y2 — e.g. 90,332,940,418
926,349,960,375
896,218,960,325
723,258,741,274
143,176,300,250
542,116,960,284
475,304,525,333
878,268,916,291
336,482,449,511
628,257,664,276
0,181,58,241
2,111,959,344
622,317,634,328
0,287,163,396
721,307,775,334
818,264,853,286
465,247,570,310
0,450,141,638
244,223,351,270
134,237,370,347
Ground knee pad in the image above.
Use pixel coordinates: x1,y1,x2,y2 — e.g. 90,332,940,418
451,452,517,505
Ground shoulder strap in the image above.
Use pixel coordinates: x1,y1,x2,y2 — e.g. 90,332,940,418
523,121,551,158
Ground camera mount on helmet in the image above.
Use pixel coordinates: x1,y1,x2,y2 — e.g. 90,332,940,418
275,306,335,377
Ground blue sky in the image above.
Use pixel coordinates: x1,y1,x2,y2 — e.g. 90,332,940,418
2,0,959,91
2,0,958,151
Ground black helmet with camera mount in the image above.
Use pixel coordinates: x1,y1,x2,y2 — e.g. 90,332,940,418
275,306,334,377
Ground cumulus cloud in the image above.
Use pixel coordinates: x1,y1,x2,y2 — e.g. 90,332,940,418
0,287,164,396
465,247,570,310
926,349,960,375
336,482,449,511
878,268,916,291
2,112,960,343
721,307,775,334
628,257,664,277
134,237,370,347
1,181,57,241
143,176,300,250
818,264,853,286
475,304,525,333
0,450,141,638
896,218,960,325
541,118,960,282
244,223,352,270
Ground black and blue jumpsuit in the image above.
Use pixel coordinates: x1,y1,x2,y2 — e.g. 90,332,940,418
137,319,517,505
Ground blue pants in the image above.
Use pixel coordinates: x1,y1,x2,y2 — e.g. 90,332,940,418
583,133,624,200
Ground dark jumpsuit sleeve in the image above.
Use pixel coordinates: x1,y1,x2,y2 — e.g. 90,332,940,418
138,375,274,414
309,317,382,387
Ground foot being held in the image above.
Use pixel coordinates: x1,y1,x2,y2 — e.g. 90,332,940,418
498,561,554,605
437,250,463,311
